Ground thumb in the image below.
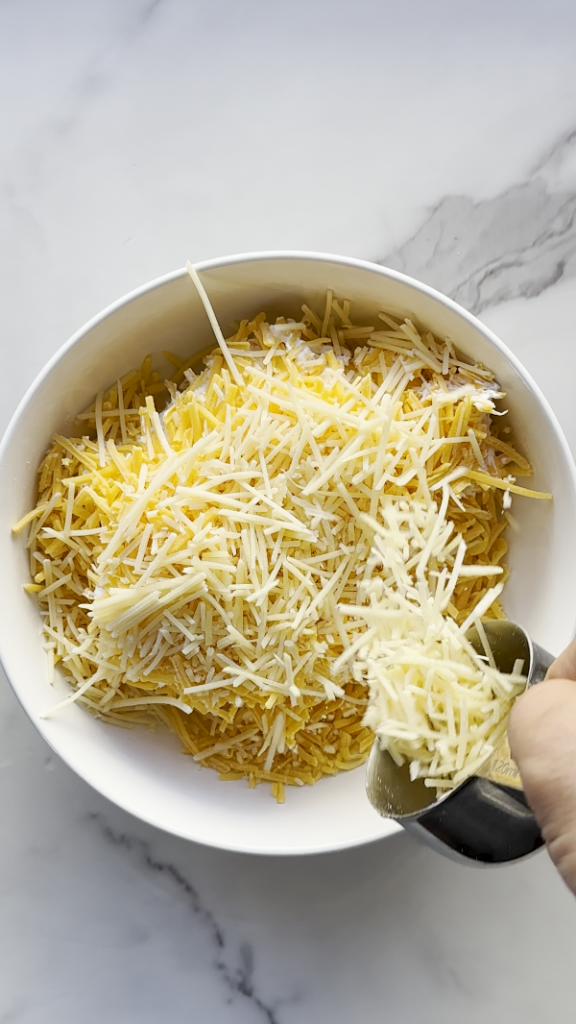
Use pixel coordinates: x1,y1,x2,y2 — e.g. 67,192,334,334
509,673,576,895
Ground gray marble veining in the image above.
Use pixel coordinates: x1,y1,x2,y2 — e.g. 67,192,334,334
380,128,576,313
92,814,282,1024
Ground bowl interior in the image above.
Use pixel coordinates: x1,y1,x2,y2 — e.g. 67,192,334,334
1,254,575,854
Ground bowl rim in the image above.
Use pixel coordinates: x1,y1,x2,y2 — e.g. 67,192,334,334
2,249,575,855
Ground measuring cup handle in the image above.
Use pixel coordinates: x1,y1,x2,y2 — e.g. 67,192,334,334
530,642,556,686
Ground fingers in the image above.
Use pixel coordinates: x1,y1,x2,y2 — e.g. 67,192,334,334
545,636,576,681
509,677,576,895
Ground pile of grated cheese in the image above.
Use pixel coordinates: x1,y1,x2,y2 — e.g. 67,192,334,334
344,505,529,793
15,267,549,802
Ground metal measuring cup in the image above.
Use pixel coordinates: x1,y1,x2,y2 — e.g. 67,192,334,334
366,621,555,864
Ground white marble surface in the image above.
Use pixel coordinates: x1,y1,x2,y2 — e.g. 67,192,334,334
2,1,576,1020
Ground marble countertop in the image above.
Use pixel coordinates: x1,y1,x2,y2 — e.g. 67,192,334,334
2,1,576,1020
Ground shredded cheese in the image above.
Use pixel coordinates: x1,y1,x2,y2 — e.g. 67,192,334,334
17,279,546,802
341,499,526,792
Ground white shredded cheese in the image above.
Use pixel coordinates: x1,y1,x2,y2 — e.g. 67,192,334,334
342,496,526,793
19,284,548,798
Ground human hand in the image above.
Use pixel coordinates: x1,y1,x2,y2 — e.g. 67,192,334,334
509,637,576,895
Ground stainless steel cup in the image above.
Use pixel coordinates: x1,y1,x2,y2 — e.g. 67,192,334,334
366,621,554,864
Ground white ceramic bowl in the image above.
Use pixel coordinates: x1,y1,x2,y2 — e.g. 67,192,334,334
1,252,576,855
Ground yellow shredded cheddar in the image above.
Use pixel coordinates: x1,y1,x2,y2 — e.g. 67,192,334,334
16,286,545,800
